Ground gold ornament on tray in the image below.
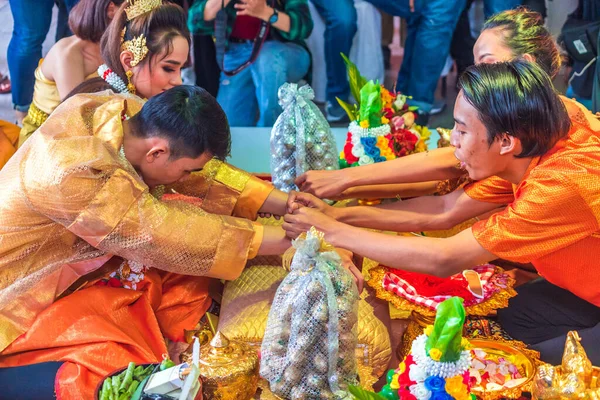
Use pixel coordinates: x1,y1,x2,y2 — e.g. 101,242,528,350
197,331,259,400
533,331,599,400
125,0,162,21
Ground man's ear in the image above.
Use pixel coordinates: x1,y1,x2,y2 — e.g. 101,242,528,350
498,132,519,156
145,139,170,163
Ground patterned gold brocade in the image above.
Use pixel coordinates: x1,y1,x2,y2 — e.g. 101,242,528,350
0,91,266,351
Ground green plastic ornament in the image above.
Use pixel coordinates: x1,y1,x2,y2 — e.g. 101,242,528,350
425,297,466,363
386,369,395,384
378,384,399,400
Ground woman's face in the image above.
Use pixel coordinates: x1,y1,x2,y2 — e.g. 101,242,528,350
473,28,515,65
129,35,189,99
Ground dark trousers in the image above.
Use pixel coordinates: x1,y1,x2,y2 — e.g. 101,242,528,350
0,362,63,399
498,279,600,365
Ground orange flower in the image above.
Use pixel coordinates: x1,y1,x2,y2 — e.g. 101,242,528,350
445,376,470,400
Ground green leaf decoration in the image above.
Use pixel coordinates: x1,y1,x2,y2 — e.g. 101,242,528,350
408,106,419,111
425,297,466,363
336,97,358,121
348,385,389,400
342,53,367,105
359,81,382,127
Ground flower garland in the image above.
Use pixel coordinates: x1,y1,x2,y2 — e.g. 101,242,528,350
96,260,148,291
98,64,129,94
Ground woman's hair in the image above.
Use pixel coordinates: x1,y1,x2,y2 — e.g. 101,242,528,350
69,0,126,43
483,7,562,78
131,85,231,160
64,77,113,101
458,60,570,158
100,1,190,83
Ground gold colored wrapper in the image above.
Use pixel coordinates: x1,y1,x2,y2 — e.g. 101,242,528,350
198,331,259,400
533,331,598,400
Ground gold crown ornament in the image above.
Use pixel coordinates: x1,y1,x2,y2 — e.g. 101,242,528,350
125,0,162,21
121,34,149,67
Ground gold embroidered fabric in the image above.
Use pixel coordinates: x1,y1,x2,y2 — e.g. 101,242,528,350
0,91,267,351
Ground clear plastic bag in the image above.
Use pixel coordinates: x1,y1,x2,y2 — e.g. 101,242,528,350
270,83,339,193
260,229,359,400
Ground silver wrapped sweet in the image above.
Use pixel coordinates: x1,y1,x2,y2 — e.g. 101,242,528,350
260,229,359,400
270,83,339,192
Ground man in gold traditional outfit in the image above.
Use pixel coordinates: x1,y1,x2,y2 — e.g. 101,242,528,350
0,85,294,398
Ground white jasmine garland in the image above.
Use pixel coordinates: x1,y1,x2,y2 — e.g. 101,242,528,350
98,64,129,94
410,334,472,379
348,120,391,138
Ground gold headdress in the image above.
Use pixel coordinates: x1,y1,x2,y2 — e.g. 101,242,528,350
121,33,149,67
121,0,163,67
125,0,162,21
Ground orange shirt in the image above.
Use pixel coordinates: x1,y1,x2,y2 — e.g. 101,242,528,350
464,101,600,306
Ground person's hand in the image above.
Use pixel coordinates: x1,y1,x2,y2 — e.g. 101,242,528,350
335,248,364,293
234,0,270,20
282,206,341,240
286,190,336,216
258,212,281,220
295,170,350,199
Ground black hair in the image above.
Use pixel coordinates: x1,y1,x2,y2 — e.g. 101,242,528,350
458,60,570,158
131,85,231,160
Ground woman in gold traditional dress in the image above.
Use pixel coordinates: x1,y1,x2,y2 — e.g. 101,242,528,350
17,0,125,148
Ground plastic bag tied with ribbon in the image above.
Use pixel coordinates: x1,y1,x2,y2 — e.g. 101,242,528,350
270,83,339,192
260,227,359,399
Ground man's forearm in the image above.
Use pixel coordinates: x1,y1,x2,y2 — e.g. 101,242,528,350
328,224,456,276
334,193,451,232
257,225,291,255
345,147,464,187
339,181,440,200
258,188,288,216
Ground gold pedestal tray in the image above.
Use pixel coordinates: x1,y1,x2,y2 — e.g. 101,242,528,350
469,339,536,400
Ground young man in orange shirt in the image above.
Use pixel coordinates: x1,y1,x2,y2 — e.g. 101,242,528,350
283,60,600,364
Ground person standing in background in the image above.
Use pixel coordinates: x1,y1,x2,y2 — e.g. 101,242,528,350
7,0,80,125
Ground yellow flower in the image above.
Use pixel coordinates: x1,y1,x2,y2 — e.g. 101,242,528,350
360,120,369,129
429,348,442,361
381,116,390,125
424,325,433,336
340,151,345,159
398,361,406,375
390,373,400,390
461,338,471,349
445,376,469,400
415,139,427,153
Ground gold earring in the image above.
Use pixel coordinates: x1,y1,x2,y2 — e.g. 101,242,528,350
125,70,136,94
